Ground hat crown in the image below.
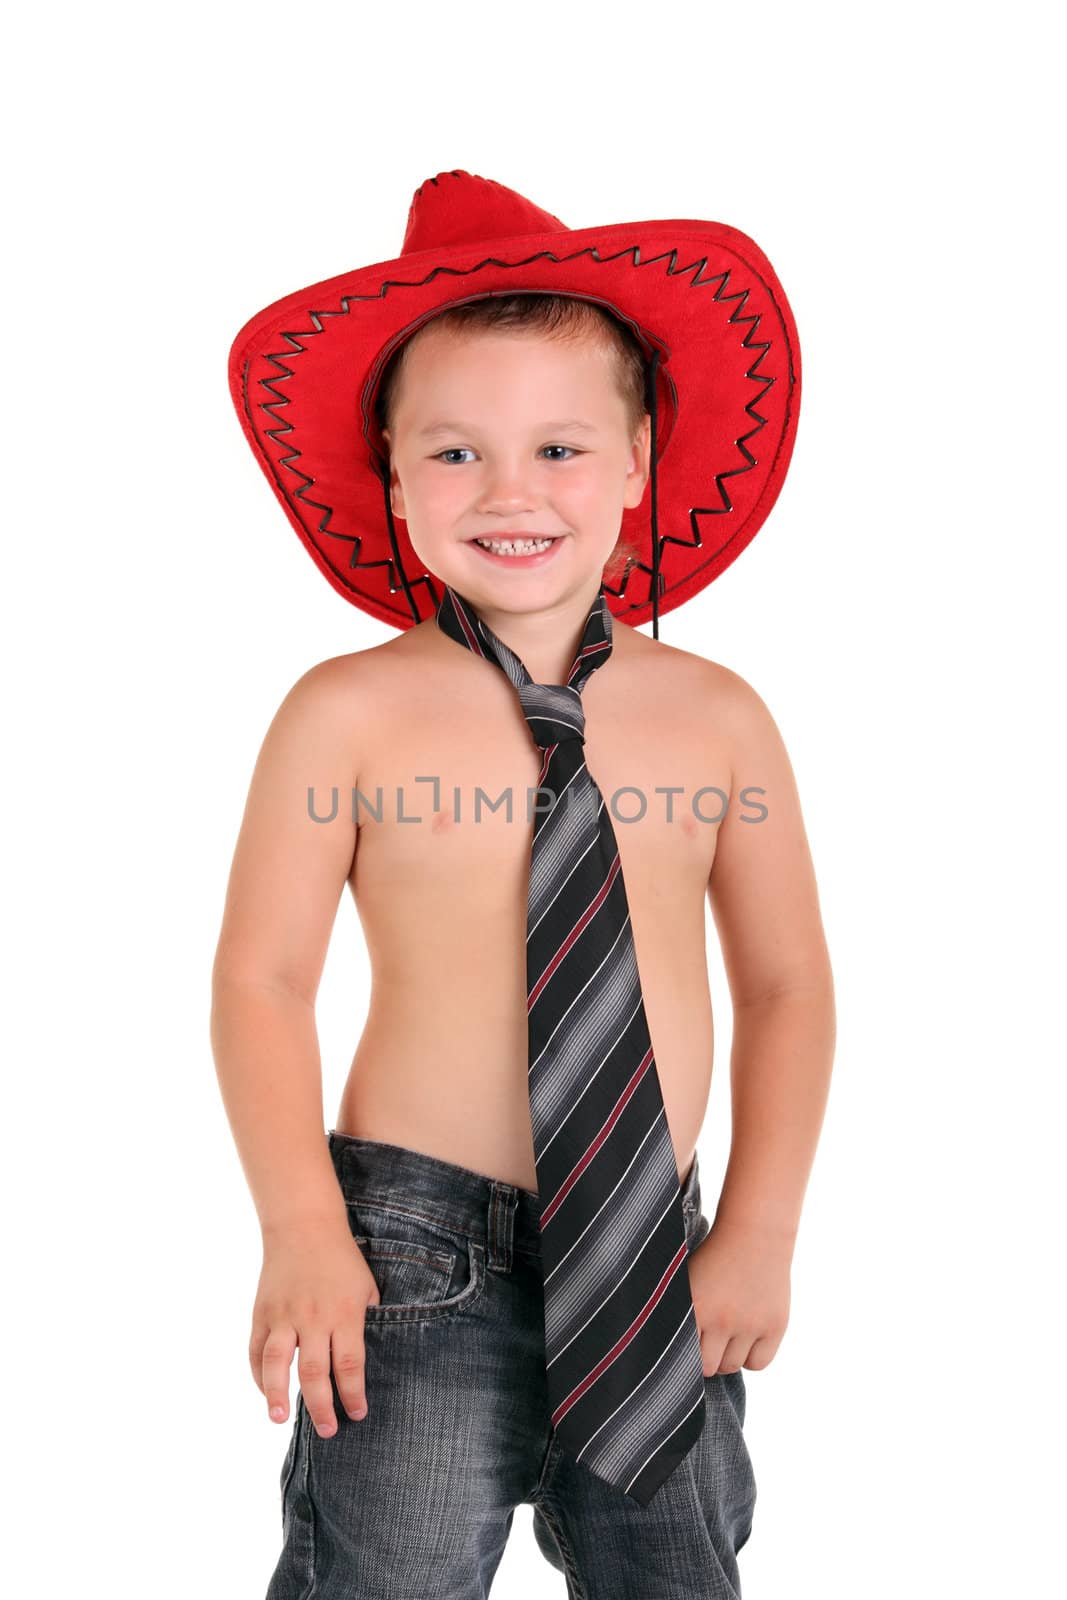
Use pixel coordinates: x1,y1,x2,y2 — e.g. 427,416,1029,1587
401,169,567,257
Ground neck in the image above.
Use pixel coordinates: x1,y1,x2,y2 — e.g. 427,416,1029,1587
453,579,606,685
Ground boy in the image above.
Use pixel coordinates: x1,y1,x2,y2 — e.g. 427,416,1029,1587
213,170,835,1598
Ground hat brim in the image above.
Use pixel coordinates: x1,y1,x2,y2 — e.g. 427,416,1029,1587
228,218,801,631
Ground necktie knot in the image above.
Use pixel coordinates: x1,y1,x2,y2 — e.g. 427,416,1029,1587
517,683,585,748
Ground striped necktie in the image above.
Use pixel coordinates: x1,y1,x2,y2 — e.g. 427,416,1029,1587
435,579,706,1506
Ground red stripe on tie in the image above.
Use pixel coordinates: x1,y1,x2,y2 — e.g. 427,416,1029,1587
538,744,556,787
451,598,486,656
529,853,622,1009
568,640,610,682
540,1044,654,1227
551,1238,690,1425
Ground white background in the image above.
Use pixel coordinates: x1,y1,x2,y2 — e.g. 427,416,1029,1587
5,1,1063,1594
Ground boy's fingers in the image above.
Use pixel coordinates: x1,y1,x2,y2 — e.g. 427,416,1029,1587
249,1316,271,1396
260,1327,297,1422
331,1320,369,1420
699,1331,728,1379
298,1337,340,1438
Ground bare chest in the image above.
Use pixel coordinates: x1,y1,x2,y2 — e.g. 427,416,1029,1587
348,663,729,922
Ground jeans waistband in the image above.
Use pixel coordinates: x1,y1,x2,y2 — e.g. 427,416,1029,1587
327,1131,705,1270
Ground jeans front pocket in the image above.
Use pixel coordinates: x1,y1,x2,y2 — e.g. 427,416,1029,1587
345,1199,487,1324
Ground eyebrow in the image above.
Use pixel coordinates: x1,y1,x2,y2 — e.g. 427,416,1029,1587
416,418,599,439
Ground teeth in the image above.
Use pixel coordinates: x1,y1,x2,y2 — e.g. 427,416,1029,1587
474,537,555,555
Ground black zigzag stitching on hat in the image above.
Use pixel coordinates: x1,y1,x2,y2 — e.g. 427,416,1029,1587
411,169,468,198
244,243,783,627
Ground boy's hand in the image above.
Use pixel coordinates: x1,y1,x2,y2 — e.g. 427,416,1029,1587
249,1225,382,1438
687,1219,792,1376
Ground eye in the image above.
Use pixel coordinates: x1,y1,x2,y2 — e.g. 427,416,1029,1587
431,444,582,465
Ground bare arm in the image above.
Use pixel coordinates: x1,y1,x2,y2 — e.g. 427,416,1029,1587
707,668,836,1248
212,657,385,1437
210,657,360,1242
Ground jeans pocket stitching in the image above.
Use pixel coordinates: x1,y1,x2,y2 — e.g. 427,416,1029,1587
361,1237,486,1324
354,1238,456,1276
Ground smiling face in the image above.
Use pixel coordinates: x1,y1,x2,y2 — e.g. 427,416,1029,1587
380,322,651,618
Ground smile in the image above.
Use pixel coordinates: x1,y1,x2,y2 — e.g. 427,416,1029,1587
469,535,564,561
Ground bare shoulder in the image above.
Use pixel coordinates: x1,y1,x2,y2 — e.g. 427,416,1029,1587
264,624,431,771
215,631,430,991
613,624,787,765
694,658,790,765
693,658,797,803
284,623,423,702
651,642,829,1004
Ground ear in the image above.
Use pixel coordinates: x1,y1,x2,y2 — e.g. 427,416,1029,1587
621,414,652,511
380,429,407,520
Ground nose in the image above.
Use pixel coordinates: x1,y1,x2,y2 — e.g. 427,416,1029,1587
475,456,540,516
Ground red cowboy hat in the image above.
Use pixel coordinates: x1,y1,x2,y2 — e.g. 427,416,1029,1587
228,168,801,638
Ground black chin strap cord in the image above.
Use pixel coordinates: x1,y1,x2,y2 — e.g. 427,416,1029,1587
648,347,661,641
381,466,422,626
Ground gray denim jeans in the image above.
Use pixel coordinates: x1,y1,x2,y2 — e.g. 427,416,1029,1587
265,1132,756,1598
